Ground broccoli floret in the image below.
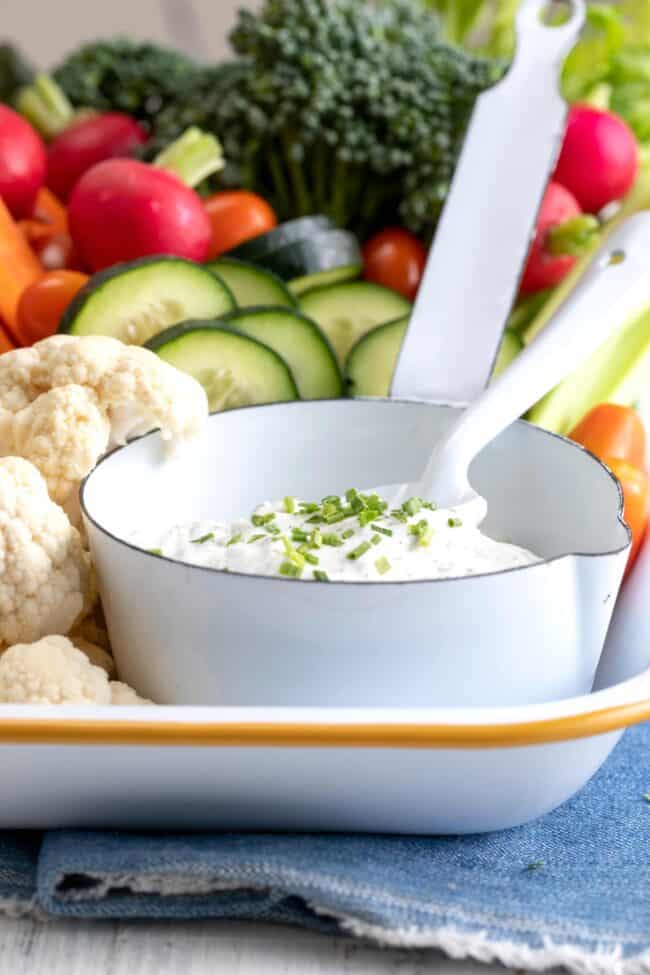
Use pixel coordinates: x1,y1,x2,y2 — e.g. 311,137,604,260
199,0,503,236
53,39,200,132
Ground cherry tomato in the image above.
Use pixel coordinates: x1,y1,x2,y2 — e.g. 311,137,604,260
604,457,649,577
362,227,426,300
204,191,277,260
16,270,89,345
569,404,647,470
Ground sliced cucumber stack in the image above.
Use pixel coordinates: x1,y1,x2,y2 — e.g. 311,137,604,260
224,306,342,400
300,281,411,368
256,229,361,285
146,322,298,412
289,263,361,297
206,258,296,309
226,216,334,263
345,321,522,399
345,316,408,397
60,257,236,345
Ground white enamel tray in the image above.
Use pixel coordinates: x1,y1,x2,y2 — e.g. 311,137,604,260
0,645,647,834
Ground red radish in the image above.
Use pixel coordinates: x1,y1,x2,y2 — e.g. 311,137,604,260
68,128,223,271
519,181,584,295
0,105,47,219
69,158,212,271
554,105,638,214
47,112,148,202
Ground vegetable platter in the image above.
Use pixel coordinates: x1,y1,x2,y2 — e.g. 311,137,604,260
0,0,648,834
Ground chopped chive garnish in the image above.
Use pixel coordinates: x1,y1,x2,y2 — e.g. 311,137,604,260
322,533,343,547
306,514,323,524
247,533,265,543
300,503,320,513
421,500,436,510
291,528,309,542
448,517,463,527
279,560,302,577
345,488,359,503
283,496,296,513
375,556,391,575
409,519,434,546
302,551,319,565
226,533,243,546
358,508,380,526
313,570,329,582
252,512,276,527
266,523,281,534
341,528,355,539
281,536,305,568
371,524,393,536
391,509,408,523
370,533,381,546
347,540,372,560
324,511,347,524
148,547,163,556
191,532,214,544
403,497,422,516
322,494,341,505
310,528,322,548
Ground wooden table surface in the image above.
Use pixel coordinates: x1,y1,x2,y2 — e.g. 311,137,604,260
0,918,515,974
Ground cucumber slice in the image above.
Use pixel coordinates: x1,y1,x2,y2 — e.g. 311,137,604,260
344,316,408,398
289,263,361,297
206,258,296,309
256,230,361,286
60,257,236,345
226,216,334,263
146,322,298,412
493,329,523,378
345,321,524,399
300,281,411,367
224,306,342,400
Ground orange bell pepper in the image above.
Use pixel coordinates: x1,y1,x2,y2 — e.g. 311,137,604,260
569,404,646,470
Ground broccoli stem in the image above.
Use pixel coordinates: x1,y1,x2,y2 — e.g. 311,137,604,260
154,126,224,187
311,143,327,215
16,73,76,139
265,143,292,218
281,129,312,215
330,157,350,228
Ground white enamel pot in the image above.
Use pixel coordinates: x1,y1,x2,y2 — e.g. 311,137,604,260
81,0,634,710
81,399,629,708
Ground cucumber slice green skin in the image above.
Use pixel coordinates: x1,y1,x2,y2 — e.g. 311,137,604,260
493,329,523,379
344,316,408,398
223,306,342,400
255,230,361,284
146,321,298,412
300,280,412,368
289,263,361,297
206,258,297,309
226,215,334,263
344,322,522,399
60,256,236,345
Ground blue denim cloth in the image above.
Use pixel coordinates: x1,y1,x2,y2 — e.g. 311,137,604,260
3,724,650,969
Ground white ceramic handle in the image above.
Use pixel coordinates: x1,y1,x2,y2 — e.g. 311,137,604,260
390,0,585,405
416,213,650,505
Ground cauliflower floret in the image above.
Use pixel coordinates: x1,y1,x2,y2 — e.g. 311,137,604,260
0,635,152,706
0,335,207,515
110,681,153,706
0,386,111,512
0,636,110,705
0,458,94,648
